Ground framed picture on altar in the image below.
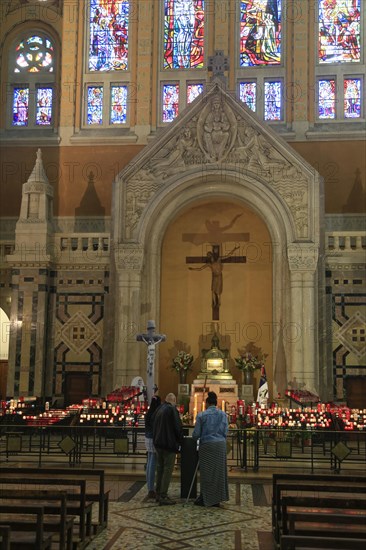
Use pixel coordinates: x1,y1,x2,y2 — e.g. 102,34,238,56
178,383,189,395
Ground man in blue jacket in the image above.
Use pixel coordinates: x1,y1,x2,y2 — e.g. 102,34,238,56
152,393,183,505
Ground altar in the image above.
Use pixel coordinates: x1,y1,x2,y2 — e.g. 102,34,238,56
189,380,239,417
188,334,239,417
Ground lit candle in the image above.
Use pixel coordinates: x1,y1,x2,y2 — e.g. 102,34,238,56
222,400,225,411
202,401,205,411
194,393,197,411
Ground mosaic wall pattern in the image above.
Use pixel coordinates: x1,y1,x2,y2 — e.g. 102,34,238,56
52,270,109,399
327,267,366,399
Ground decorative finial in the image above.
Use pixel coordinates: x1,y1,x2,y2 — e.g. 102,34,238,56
26,148,49,184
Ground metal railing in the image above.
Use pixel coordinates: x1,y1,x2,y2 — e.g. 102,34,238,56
1,424,365,474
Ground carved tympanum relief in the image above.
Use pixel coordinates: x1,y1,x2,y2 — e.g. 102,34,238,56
123,90,311,241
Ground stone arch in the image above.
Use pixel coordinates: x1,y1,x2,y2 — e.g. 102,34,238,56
139,173,292,393
111,82,324,398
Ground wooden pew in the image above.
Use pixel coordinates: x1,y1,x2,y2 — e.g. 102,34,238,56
0,505,54,550
0,525,11,550
0,467,109,533
280,496,366,548
272,473,366,544
0,490,74,550
280,534,366,549
0,478,93,546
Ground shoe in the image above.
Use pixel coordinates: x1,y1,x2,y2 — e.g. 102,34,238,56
155,493,160,503
147,490,156,499
211,503,220,507
194,496,204,506
159,496,176,506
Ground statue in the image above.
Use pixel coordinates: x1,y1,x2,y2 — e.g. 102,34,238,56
203,95,231,161
189,245,240,310
136,320,166,403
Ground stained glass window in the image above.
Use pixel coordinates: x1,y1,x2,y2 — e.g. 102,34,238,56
15,35,54,73
318,79,336,119
240,0,282,67
318,0,361,64
87,86,104,124
110,85,127,124
89,0,129,71
163,0,205,69
264,81,282,120
36,88,53,125
162,84,179,122
344,78,361,118
12,88,29,126
239,82,257,111
187,83,203,103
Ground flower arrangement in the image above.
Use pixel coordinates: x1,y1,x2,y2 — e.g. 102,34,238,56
234,352,264,372
171,351,194,372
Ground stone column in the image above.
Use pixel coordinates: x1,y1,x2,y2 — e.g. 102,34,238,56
113,244,144,389
302,270,317,392
289,269,304,383
288,244,319,392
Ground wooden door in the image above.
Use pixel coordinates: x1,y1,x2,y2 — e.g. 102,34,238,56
64,373,91,406
345,376,366,409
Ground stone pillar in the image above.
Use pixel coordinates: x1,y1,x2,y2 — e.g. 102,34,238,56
214,0,230,54
6,268,50,397
288,244,319,392
303,270,317,392
289,269,304,382
113,244,144,389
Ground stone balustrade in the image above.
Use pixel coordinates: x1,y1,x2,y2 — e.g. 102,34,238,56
56,233,110,253
0,234,110,267
325,231,366,252
0,242,15,266
1,232,365,268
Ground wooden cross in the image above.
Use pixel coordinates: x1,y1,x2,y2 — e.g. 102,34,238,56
187,244,246,320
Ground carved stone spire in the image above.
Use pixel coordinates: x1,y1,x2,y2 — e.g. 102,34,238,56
13,148,55,261
26,148,49,185
18,148,53,224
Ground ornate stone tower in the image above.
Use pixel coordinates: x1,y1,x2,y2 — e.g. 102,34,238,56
6,149,54,397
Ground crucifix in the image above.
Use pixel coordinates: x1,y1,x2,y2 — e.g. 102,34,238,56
187,244,246,320
136,320,166,404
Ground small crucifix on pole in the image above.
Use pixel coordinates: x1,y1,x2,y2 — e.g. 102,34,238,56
136,320,166,404
187,244,246,320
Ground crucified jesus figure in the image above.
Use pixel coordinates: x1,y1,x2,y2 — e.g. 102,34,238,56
189,245,240,309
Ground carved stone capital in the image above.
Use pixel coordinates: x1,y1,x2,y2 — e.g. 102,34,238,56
115,244,144,271
23,182,53,197
288,243,319,272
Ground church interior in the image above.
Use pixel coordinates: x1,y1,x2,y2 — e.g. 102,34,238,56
0,1,365,548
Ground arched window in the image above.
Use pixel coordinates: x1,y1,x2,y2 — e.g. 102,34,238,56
160,0,205,123
8,32,56,129
237,0,285,122
83,0,130,127
316,0,364,121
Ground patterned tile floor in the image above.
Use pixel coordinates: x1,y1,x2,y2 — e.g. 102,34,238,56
87,479,274,550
